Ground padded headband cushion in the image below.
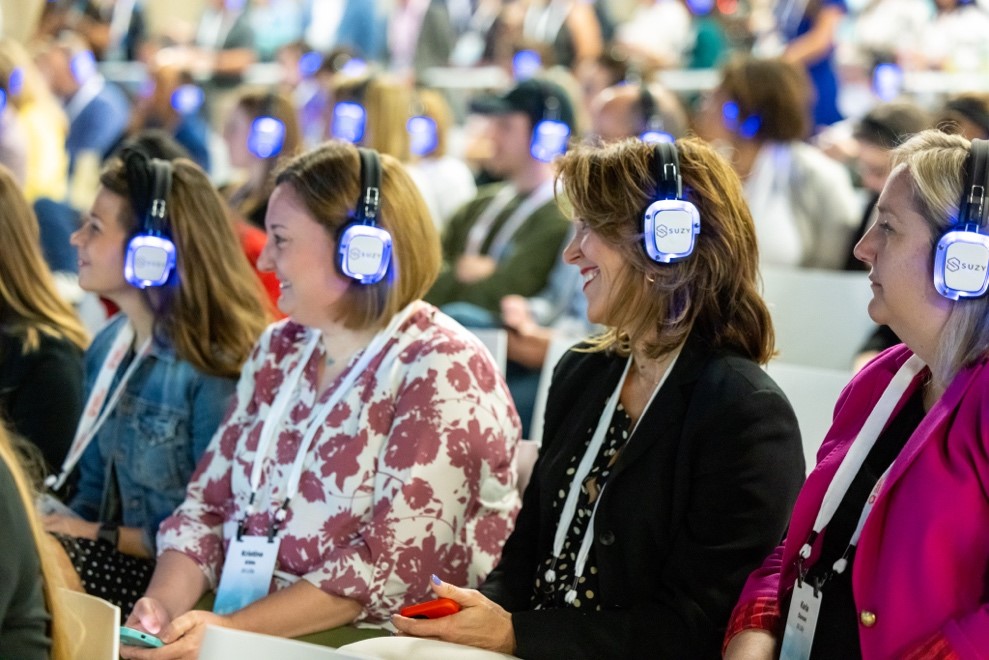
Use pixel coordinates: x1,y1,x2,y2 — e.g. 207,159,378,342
960,138,989,226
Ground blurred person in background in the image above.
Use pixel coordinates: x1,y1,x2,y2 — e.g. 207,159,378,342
404,87,479,232
0,40,69,202
694,55,859,269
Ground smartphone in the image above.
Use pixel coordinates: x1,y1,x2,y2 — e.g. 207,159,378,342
399,597,461,619
119,626,164,649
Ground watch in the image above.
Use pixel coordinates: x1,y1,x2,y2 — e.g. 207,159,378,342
97,521,120,548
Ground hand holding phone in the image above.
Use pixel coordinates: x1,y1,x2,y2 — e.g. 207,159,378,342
120,626,164,649
399,597,461,619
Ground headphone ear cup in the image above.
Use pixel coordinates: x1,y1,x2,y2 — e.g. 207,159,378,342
933,228,989,300
125,235,177,288
642,199,701,263
336,223,393,284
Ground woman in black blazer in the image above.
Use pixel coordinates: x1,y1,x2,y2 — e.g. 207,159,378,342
393,138,806,658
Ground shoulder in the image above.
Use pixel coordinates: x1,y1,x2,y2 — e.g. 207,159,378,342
257,318,314,360
393,302,485,361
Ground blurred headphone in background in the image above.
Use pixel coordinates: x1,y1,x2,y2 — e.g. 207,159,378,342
721,99,761,140
641,141,700,263
407,94,438,157
247,91,287,159
69,47,98,86
530,82,570,163
336,147,393,284
124,157,176,288
638,85,674,144
934,138,989,300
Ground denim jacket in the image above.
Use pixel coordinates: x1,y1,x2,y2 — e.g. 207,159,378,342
69,315,236,551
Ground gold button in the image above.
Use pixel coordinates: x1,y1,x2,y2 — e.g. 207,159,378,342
859,610,877,627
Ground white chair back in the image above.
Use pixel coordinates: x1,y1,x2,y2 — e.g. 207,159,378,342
526,335,573,444
761,266,876,370
198,625,375,660
469,328,508,374
58,588,120,660
765,361,852,474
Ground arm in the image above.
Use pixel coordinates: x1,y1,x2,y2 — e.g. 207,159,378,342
782,5,844,65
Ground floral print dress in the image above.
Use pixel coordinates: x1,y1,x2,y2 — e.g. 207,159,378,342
157,301,522,623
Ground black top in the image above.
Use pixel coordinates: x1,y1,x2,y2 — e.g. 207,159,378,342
0,329,84,474
0,457,52,659
805,387,926,659
480,334,806,659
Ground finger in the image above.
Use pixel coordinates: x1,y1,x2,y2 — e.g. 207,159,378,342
428,575,481,606
158,612,198,645
132,600,164,635
391,613,444,638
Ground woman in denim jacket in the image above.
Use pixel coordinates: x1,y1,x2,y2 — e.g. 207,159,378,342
43,145,271,613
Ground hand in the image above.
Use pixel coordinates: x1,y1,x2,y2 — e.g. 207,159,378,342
120,608,228,660
500,295,535,335
455,255,497,284
391,576,515,655
723,629,777,660
42,514,99,540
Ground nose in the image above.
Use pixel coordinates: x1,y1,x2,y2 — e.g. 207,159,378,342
853,218,878,267
562,227,582,264
257,237,274,272
69,227,83,247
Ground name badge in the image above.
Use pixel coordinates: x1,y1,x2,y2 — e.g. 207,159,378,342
213,535,281,615
779,580,822,660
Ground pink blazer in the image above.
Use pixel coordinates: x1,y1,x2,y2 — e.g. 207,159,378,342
735,345,989,659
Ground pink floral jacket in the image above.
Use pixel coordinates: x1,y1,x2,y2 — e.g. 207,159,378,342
158,302,521,623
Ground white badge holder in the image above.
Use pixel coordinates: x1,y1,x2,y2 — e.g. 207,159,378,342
213,534,282,615
779,580,822,660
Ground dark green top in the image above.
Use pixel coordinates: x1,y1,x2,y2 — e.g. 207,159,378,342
0,458,51,660
425,183,570,313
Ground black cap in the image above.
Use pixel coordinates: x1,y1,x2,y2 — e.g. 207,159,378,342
469,78,576,134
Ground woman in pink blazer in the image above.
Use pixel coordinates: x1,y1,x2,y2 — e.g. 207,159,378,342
725,129,989,660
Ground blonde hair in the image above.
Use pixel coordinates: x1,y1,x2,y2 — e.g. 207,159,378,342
332,73,412,160
0,165,88,353
890,129,989,389
556,138,774,363
274,141,441,330
0,423,71,660
99,156,272,378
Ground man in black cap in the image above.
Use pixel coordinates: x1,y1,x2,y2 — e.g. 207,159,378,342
425,78,574,321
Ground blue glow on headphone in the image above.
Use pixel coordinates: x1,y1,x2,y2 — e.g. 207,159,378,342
332,102,366,143
641,130,674,144
513,50,542,81
248,116,286,158
872,63,903,102
299,51,323,78
0,89,6,113
722,100,761,139
225,0,247,10
170,84,205,115
70,51,98,85
408,115,438,156
686,0,715,14
7,67,23,96
531,119,570,162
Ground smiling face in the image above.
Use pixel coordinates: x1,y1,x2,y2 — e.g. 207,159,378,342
257,183,351,328
70,187,133,300
853,165,953,358
563,219,628,325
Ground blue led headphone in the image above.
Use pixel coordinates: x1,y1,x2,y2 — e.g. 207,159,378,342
721,99,761,140
124,158,177,288
70,48,98,85
247,92,287,159
531,84,570,163
407,95,438,157
336,148,393,284
332,101,367,144
641,141,700,263
639,85,674,144
933,138,989,300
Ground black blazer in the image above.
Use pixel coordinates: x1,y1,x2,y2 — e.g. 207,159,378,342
481,335,805,659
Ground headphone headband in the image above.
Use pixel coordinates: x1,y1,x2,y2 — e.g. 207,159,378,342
336,147,392,284
651,141,682,200
959,139,989,227
123,155,176,289
356,147,381,222
641,141,699,264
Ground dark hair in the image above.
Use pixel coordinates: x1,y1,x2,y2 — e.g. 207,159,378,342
718,55,812,142
854,102,931,150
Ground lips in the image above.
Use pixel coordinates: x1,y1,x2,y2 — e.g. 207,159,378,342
580,267,599,289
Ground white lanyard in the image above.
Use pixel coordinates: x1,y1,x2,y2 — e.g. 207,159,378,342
544,351,679,604
241,304,417,534
47,322,152,491
464,180,555,260
797,355,926,575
